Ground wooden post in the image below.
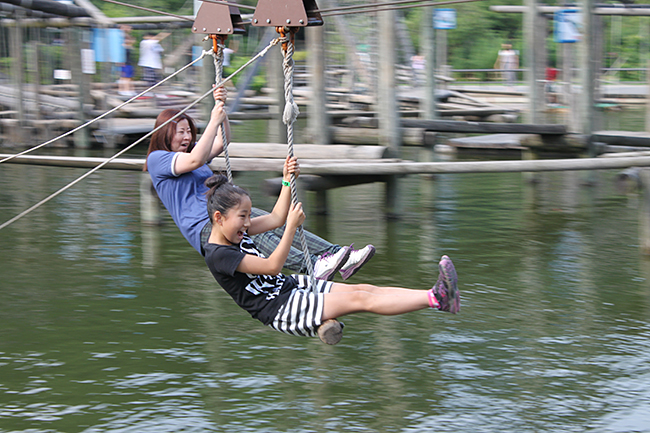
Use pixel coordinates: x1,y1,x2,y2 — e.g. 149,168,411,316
29,41,41,122
422,7,437,120
306,25,329,144
10,11,24,145
377,9,400,153
524,0,546,124
639,169,650,254
579,0,596,155
68,27,90,148
267,44,287,144
378,7,400,216
563,41,580,132
646,58,650,132
437,28,447,70
592,13,604,134
140,173,162,225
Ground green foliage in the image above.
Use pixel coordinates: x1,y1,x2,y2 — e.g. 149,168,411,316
88,0,650,83
227,56,266,93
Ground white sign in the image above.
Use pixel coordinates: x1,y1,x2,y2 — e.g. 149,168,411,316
53,69,71,80
81,49,96,74
434,9,456,30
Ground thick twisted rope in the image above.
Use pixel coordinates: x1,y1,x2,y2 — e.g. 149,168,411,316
211,36,233,182
279,28,314,283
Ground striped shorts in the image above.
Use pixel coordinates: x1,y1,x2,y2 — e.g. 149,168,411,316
269,275,333,337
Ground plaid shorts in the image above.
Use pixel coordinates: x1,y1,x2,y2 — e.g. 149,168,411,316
269,275,333,337
142,67,160,87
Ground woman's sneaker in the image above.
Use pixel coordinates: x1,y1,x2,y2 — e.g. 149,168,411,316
430,255,460,314
314,247,351,281
339,244,376,280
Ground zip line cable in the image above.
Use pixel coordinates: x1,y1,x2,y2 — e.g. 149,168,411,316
320,0,489,17
99,0,487,22
101,0,194,21
0,52,208,165
0,37,281,232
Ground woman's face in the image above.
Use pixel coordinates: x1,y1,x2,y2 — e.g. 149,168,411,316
170,119,192,152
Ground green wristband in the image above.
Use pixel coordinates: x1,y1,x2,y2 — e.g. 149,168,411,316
282,180,290,187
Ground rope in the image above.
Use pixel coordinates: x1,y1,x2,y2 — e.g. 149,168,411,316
278,27,315,284
0,37,282,231
0,50,210,165
211,35,233,182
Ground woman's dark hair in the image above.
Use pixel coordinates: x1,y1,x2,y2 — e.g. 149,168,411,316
143,108,197,171
205,174,251,222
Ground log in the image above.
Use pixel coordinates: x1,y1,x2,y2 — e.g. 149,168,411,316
225,143,388,159
5,153,650,175
592,131,650,147
331,126,425,146
401,119,567,134
263,174,391,195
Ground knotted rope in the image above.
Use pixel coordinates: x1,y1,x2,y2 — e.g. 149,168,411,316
278,27,315,283
211,35,233,182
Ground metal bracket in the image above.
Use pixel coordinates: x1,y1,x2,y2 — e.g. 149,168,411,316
192,2,246,35
251,0,323,27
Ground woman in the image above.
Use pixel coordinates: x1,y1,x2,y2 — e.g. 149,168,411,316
144,87,375,280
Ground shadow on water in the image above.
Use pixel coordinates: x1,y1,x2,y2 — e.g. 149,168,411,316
1,115,650,431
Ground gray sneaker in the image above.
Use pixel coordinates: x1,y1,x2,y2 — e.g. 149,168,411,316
431,255,460,314
314,246,351,281
339,244,376,280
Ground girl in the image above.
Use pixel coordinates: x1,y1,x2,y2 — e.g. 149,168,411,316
144,87,375,280
203,164,460,343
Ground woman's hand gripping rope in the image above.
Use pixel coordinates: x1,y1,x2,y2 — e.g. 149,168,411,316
210,85,228,124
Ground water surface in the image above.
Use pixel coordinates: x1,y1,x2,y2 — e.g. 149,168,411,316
1,125,650,432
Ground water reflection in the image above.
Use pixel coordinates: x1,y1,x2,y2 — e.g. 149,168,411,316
1,157,650,431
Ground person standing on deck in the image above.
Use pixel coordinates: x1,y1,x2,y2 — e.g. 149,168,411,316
138,31,170,91
494,43,519,90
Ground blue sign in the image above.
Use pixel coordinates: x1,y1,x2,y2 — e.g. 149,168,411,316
554,9,582,43
92,28,125,63
434,8,456,30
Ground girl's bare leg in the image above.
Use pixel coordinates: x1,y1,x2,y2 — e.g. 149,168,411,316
322,283,430,321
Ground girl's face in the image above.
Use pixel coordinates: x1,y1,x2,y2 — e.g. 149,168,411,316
218,195,253,245
170,119,192,152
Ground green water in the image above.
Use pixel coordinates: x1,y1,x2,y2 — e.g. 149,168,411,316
1,115,650,431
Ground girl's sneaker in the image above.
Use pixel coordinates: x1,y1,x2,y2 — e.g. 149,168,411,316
429,255,460,314
339,244,376,280
314,247,351,281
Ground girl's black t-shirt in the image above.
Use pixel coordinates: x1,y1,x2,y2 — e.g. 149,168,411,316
204,234,296,325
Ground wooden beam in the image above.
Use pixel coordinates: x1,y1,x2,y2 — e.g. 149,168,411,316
4,153,650,174
401,119,567,134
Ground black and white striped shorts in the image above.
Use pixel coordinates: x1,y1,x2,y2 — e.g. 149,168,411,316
269,275,333,337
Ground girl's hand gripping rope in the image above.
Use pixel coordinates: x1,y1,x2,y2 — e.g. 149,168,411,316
283,156,300,181
213,85,227,103
286,202,305,230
